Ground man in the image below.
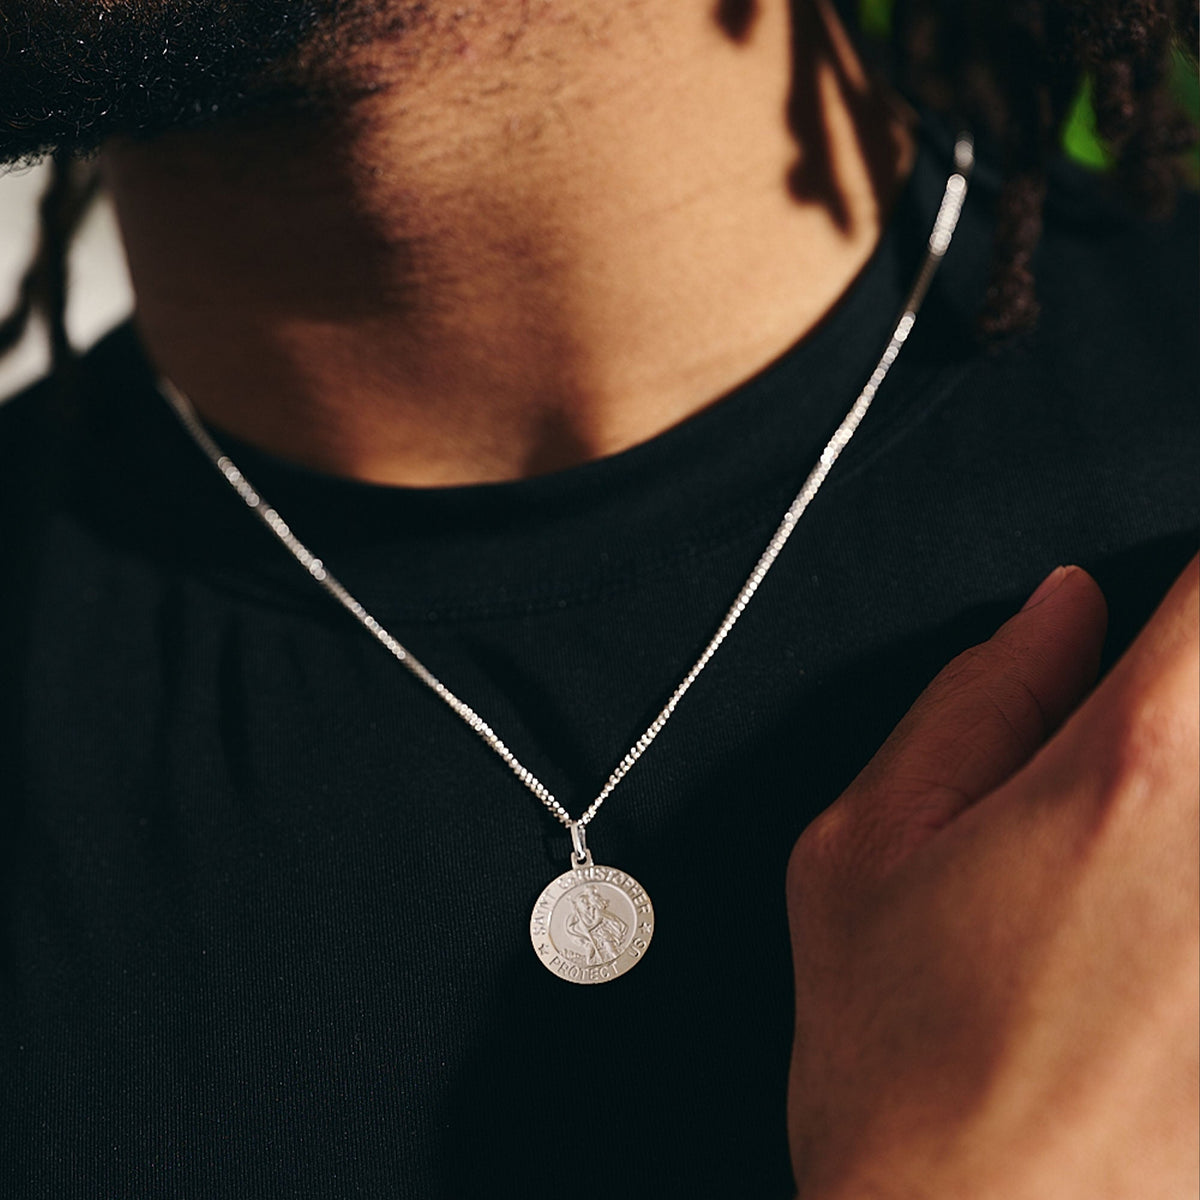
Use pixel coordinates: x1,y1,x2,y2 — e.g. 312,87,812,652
0,1,1196,1196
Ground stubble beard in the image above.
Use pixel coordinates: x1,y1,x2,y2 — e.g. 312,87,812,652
0,0,435,164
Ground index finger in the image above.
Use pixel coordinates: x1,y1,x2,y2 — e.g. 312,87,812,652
818,565,1107,878
1026,554,1199,814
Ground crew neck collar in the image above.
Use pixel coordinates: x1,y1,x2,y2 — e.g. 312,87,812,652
74,119,980,621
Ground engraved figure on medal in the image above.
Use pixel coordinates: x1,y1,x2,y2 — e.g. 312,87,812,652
530,850,654,984
566,885,627,962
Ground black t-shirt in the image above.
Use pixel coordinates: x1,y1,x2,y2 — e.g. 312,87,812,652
1,124,1196,1199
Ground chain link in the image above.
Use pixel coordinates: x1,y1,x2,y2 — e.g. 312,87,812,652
160,134,974,836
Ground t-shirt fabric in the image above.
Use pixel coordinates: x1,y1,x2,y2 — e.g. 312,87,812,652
0,121,1196,1198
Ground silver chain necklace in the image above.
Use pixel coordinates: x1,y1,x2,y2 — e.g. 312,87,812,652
160,134,973,984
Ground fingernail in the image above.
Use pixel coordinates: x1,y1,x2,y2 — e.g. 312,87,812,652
1021,565,1072,611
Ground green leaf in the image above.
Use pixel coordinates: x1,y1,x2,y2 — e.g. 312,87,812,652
858,0,892,39
1062,77,1113,171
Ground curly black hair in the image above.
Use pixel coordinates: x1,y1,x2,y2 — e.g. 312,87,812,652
2,0,1197,373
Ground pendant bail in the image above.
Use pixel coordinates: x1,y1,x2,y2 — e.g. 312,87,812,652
569,821,593,869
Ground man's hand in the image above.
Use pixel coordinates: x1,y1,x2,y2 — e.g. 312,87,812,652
786,561,1199,1200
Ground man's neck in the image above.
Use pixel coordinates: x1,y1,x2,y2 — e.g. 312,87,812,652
103,0,912,486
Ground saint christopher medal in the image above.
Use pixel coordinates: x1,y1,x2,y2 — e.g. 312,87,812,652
529,824,654,984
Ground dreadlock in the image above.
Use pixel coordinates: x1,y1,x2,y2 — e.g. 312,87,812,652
892,0,1199,335
1,0,1197,366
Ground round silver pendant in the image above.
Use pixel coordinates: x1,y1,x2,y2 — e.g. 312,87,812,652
530,862,654,984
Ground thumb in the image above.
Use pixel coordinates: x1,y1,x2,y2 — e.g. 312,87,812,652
827,565,1108,877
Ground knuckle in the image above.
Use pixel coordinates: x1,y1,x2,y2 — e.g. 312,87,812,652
1094,678,1199,812
930,644,1047,754
936,642,990,691
786,807,845,900
977,673,1048,760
